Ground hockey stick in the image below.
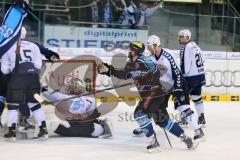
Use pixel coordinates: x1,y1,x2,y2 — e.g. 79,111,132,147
14,38,21,73
34,82,133,105
163,129,172,149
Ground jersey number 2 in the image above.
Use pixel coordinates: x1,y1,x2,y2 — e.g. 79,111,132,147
195,53,203,68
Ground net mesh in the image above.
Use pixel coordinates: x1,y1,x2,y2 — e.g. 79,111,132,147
40,59,96,92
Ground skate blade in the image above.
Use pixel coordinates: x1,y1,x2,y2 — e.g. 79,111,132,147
18,126,35,133
132,133,144,137
5,137,16,142
99,133,112,139
40,135,48,141
147,147,161,153
32,135,48,141
194,136,206,143
189,142,200,150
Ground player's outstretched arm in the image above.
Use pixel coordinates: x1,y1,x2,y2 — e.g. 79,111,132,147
33,42,60,62
97,62,130,79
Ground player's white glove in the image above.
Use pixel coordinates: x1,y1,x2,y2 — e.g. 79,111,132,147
97,63,114,77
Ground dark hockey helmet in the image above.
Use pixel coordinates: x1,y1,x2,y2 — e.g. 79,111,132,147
129,41,145,55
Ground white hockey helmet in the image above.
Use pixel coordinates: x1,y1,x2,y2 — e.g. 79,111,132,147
20,27,27,39
147,35,161,48
178,29,191,41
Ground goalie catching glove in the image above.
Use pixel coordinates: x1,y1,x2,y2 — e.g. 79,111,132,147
97,63,115,77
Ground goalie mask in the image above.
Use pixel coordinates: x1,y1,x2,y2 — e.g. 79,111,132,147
66,78,85,95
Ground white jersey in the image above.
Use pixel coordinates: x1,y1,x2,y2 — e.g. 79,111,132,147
1,40,42,74
180,41,205,77
151,48,183,92
43,91,96,116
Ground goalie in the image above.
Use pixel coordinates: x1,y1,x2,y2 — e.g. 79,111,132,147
41,78,112,138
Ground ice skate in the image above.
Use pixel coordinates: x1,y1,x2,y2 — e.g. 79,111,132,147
180,134,198,150
37,121,48,140
194,128,205,143
146,132,161,153
133,127,144,137
18,118,35,132
198,113,206,128
4,123,17,142
98,118,113,138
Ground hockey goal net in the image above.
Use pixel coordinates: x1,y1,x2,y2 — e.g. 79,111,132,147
40,59,97,93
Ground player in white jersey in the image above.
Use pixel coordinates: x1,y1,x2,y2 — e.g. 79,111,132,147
146,35,204,141
41,78,112,138
178,29,206,126
1,35,48,141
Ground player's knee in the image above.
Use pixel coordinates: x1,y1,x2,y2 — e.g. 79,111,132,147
7,103,18,110
91,123,104,137
191,95,203,105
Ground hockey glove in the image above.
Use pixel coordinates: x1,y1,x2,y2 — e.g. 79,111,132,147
173,89,186,105
97,63,114,77
45,52,60,62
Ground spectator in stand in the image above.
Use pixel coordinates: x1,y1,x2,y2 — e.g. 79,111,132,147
91,0,99,27
118,0,137,29
137,2,160,28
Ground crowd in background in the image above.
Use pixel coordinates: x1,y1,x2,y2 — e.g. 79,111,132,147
90,0,160,29
32,0,161,29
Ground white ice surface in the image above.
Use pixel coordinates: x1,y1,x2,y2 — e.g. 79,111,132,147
0,102,240,160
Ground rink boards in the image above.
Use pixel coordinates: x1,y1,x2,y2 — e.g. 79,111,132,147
41,47,240,102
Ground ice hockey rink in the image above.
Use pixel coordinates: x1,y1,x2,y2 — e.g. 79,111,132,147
0,101,239,160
